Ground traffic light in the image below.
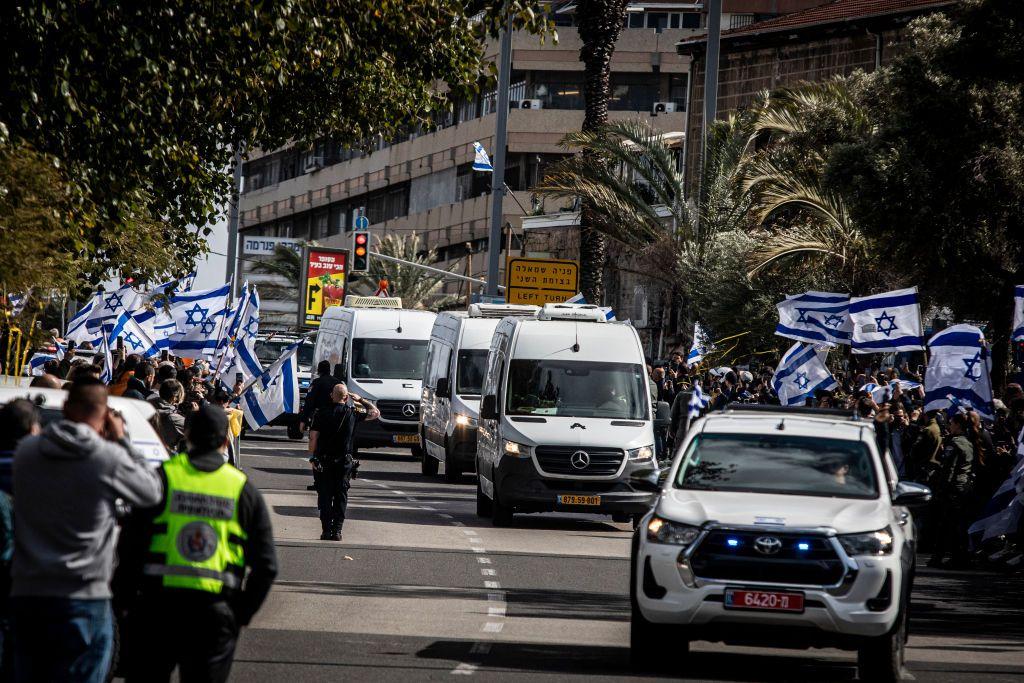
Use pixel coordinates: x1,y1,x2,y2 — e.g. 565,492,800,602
351,230,370,273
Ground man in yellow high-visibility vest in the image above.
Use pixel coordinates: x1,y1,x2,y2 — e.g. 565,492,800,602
116,404,277,683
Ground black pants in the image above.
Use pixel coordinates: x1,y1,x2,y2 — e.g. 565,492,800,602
932,495,969,564
316,464,351,532
124,596,238,683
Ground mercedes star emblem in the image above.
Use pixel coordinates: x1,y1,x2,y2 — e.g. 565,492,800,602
401,403,417,418
570,450,591,470
754,536,782,555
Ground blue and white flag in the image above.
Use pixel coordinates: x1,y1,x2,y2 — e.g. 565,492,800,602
775,291,852,346
1013,285,1024,342
472,141,493,172
923,323,993,420
860,379,921,404
688,382,710,419
217,284,263,384
686,322,713,367
241,343,300,430
65,294,105,347
562,293,615,320
106,311,159,358
150,271,197,298
164,283,232,358
86,285,143,331
98,333,113,384
969,427,1024,547
771,342,838,406
849,287,924,354
28,354,57,376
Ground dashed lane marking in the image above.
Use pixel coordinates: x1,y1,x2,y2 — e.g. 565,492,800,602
484,580,500,589
480,568,496,576
482,622,504,633
451,663,477,676
476,557,491,564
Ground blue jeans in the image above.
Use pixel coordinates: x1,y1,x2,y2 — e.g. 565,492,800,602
12,597,112,683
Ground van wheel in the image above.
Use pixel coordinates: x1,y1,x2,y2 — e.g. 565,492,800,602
421,448,438,476
476,479,492,518
492,489,513,527
857,606,907,682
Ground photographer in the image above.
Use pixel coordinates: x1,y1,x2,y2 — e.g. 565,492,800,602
308,384,380,541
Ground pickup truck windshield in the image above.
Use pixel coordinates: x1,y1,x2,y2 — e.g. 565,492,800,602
675,433,878,500
351,339,428,380
505,360,648,420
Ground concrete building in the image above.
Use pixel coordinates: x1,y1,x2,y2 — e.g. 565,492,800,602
236,2,836,331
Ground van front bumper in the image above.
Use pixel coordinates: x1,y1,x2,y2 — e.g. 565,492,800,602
493,456,656,514
355,419,419,449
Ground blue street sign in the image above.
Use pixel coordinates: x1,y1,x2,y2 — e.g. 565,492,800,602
354,215,369,230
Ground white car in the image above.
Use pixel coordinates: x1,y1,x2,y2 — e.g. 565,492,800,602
629,405,931,682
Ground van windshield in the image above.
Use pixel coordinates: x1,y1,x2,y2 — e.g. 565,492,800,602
505,360,648,419
674,433,879,500
457,349,488,396
351,338,428,380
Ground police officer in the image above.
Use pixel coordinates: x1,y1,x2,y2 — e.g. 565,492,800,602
309,383,380,541
118,404,277,683
300,360,342,490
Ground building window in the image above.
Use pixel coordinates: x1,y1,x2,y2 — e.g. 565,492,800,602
531,72,585,110
729,14,755,29
681,12,701,29
313,211,329,239
609,73,660,112
669,75,689,110
669,14,680,29
455,164,491,202
627,11,643,28
645,12,669,32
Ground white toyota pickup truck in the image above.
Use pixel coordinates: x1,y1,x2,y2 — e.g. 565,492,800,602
629,405,932,682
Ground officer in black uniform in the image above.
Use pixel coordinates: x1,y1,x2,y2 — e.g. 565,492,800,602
300,360,342,490
309,383,379,541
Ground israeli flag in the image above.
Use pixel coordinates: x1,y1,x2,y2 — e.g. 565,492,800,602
968,427,1024,547
472,141,493,172
150,271,197,297
106,311,159,358
241,343,299,430
688,382,710,419
1013,285,1024,342
164,283,232,358
923,323,994,420
849,287,924,354
28,354,57,376
775,291,852,346
565,292,586,304
98,333,113,384
217,284,264,384
686,322,713,367
65,294,105,347
860,379,921,404
86,285,143,331
772,342,838,406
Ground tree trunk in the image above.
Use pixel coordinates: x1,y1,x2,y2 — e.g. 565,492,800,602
576,0,628,305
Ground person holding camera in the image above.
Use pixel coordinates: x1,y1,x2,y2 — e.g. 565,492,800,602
308,383,380,541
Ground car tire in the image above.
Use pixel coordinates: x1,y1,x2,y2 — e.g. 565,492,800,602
857,606,907,683
421,447,439,476
491,486,513,527
476,478,492,518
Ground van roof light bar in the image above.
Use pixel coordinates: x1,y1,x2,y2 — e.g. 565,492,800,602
468,303,539,318
536,303,607,322
344,295,403,309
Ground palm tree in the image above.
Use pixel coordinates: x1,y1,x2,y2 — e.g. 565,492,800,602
358,232,456,309
741,81,874,289
575,0,630,304
249,243,302,300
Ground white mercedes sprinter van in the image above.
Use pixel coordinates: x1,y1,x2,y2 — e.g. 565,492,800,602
475,303,658,526
420,303,538,482
313,298,436,456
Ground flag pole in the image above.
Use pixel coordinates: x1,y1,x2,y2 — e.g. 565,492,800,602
213,281,251,380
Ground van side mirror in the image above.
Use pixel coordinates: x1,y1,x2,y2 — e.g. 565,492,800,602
480,394,498,420
630,468,662,494
436,377,451,398
892,480,931,507
333,363,347,381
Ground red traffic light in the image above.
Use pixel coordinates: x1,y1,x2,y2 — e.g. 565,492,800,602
355,234,367,245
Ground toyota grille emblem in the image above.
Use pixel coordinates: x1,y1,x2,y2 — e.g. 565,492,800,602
570,450,591,470
754,536,782,555
401,403,417,418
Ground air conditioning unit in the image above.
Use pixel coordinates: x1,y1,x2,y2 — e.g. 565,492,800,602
516,99,544,110
345,296,403,309
537,303,607,322
652,102,677,115
468,303,539,318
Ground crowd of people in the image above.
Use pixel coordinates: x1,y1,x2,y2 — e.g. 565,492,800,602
647,350,1023,570
0,346,278,682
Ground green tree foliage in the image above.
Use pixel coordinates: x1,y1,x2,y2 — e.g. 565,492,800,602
826,0,1024,381
0,1,552,280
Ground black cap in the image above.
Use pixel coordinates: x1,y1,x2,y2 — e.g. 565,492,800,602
185,403,229,453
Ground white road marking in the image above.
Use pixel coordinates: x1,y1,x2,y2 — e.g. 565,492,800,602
469,642,491,655
472,547,485,553
391,490,405,495
482,622,503,633
451,663,477,675
468,537,482,544
476,558,491,564
480,569,496,576
487,606,506,618
484,580,500,589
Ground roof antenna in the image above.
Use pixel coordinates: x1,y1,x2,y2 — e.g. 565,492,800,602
396,309,403,334
572,323,580,353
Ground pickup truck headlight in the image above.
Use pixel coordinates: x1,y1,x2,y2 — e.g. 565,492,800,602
627,444,654,461
838,526,894,556
646,515,700,546
454,413,478,428
503,440,532,458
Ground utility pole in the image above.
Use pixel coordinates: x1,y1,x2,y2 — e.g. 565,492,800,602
485,19,513,298
695,0,722,236
224,145,243,294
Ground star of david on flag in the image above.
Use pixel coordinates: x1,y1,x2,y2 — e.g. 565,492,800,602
164,283,231,359
106,311,159,358
775,291,852,346
771,342,837,406
849,287,924,354
924,323,994,420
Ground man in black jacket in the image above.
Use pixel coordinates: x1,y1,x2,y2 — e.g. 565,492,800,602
300,360,341,433
116,404,277,682
309,383,380,541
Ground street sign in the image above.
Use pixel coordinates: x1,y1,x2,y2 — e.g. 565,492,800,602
505,257,579,305
354,214,369,230
242,236,301,256
301,247,348,328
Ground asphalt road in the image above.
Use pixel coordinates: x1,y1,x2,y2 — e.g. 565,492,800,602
232,429,1024,682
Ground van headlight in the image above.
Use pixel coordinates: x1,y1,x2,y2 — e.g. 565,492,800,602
627,444,654,461
646,515,700,546
838,527,894,556
455,414,478,428
503,440,532,458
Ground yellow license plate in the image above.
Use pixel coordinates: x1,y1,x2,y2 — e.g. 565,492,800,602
557,495,601,506
393,434,420,444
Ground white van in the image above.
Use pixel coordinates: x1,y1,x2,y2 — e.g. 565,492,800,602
312,299,436,455
475,303,658,526
420,303,538,482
